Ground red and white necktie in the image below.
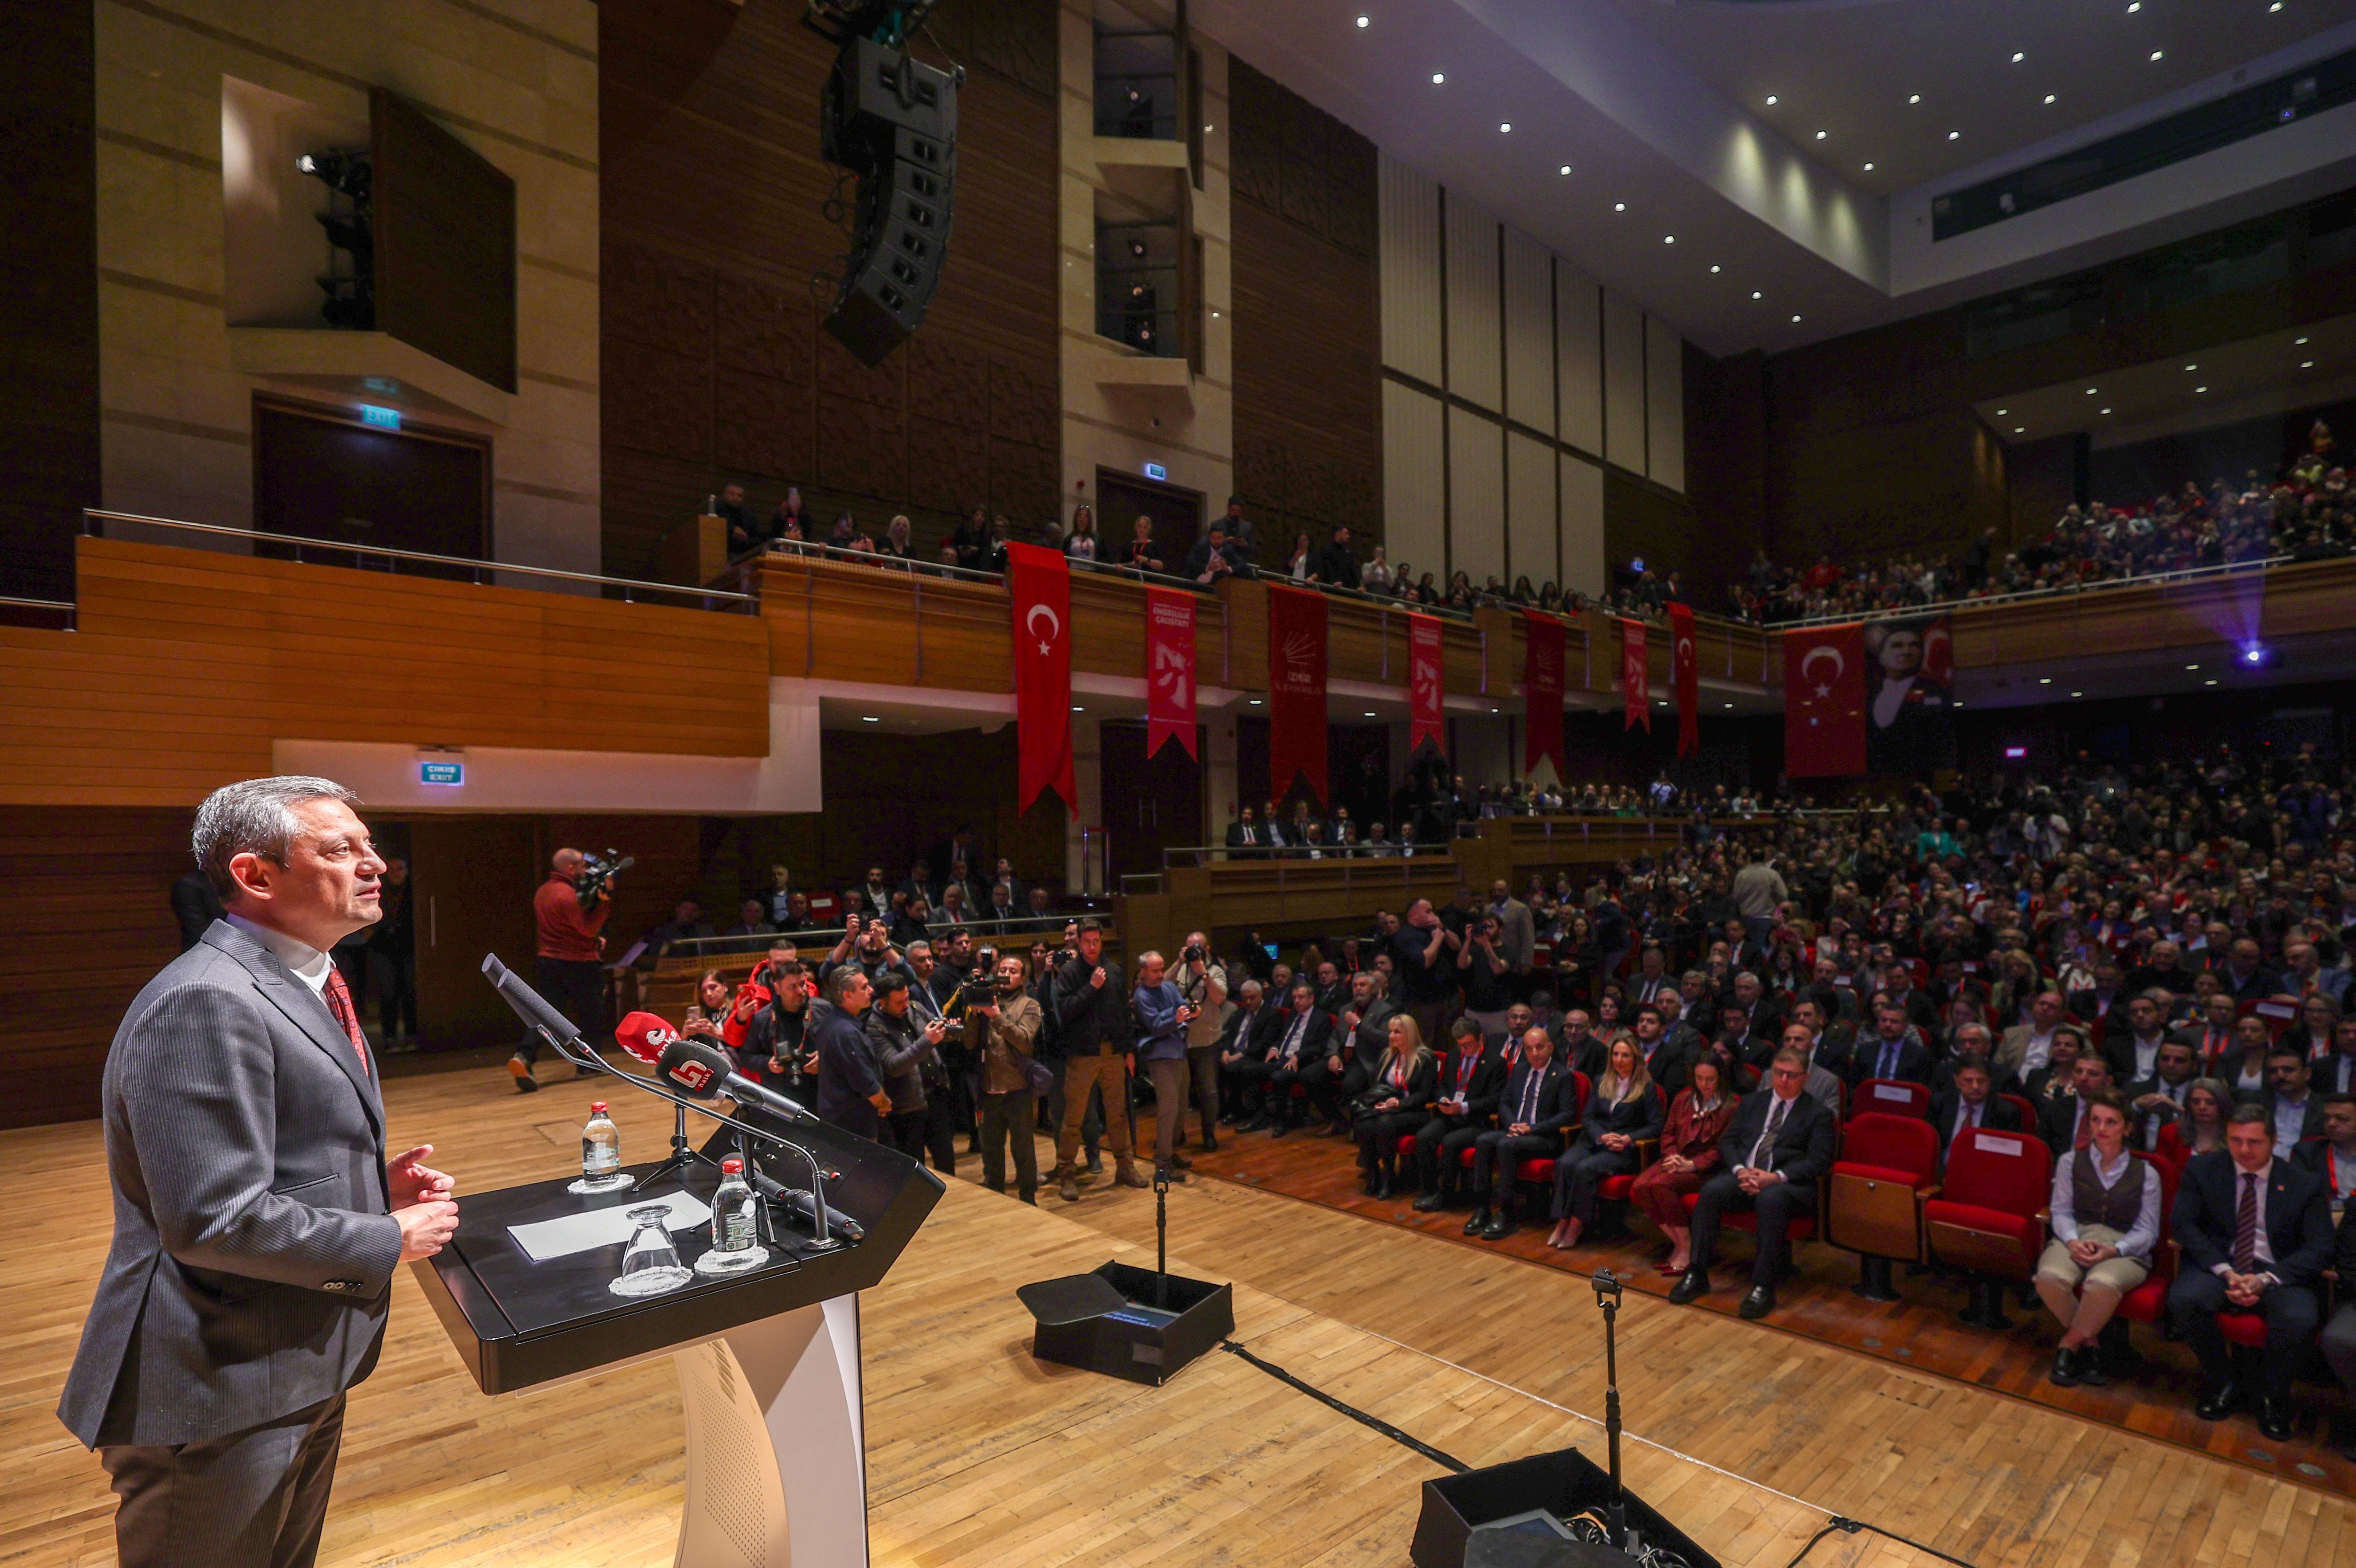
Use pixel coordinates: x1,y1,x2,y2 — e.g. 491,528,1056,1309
323,967,372,1079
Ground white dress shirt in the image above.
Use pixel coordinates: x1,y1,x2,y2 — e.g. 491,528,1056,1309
226,912,334,998
2047,1146,2161,1260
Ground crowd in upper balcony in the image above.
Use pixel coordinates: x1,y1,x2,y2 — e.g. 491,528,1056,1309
1728,421,2352,625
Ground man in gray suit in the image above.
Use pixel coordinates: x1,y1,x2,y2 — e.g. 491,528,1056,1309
59,776,461,1568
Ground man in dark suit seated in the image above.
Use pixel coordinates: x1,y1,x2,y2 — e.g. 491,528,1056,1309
1225,806,1271,858
1926,1054,2023,1175
2320,1144,2356,1461
2125,1039,2200,1152
1235,979,1335,1136
1670,1046,1838,1319
1630,1002,1696,1096
1465,1028,1581,1240
1844,997,1935,1090
2256,1047,2329,1152
1412,1016,1508,1210
2168,1105,2335,1441
2038,1053,2118,1156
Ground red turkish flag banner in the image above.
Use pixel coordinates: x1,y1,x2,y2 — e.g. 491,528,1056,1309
1621,619,1650,731
1266,584,1329,806
1007,543,1076,812
1144,587,1198,760
1783,622,1868,777
1408,613,1445,757
1524,612,1564,778
1668,602,1699,758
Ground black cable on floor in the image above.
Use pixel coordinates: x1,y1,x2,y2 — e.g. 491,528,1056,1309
1219,1339,1470,1473
1783,1516,1977,1568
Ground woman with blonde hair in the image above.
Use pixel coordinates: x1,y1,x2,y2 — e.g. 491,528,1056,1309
1351,1013,1438,1200
1546,1036,1662,1249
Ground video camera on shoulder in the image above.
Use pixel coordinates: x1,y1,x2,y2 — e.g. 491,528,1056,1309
577,847,633,907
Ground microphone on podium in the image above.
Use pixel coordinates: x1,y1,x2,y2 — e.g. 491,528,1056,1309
615,1012,818,1125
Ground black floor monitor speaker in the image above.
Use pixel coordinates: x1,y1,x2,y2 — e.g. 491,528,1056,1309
1016,1260,1233,1386
821,36,958,366
1412,1449,1719,1568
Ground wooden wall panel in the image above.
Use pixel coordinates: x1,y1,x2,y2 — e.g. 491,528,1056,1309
1507,428,1556,593
1602,288,1645,475
1555,260,1602,457
1502,228,1553,434
1381,380,1446,586
599,0,1060,580
1447,405,1504,587
1377,153,1441,385
1230,60,1381,551
1561,453,1606,599
1645,315,1685,494
0,0,98,603
1443,194,1500,413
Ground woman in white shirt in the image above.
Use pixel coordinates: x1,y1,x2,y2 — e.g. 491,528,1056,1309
2033,1088,2161,1388
1360,546,1394,593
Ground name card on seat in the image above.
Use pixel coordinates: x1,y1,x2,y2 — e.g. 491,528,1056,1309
2254,1001,2297,1020
1873,1084,1912,1102
1973,1133,2022,1155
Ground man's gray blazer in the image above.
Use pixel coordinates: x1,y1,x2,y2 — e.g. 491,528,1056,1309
59,919,404,1447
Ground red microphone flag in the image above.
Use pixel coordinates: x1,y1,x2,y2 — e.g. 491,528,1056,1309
1523,611,1564,779
1008,542,1076,813
1783,622,1867,776
1408,612,1445,757
1668,602,1699,759
616,1010,679,1064
1144,587,1198,760
1621,619,1650,731
1266,584,1329,806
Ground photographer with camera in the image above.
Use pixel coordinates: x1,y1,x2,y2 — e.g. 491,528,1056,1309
969,952,1045,1203
1175,931,1229,1155
864,972,954,1169
1131,951,1203,1180
509,847,618,1094
743,959,817,1101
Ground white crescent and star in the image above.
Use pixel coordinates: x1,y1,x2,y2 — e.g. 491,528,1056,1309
1025,603,1061,655
1799,644,1845,692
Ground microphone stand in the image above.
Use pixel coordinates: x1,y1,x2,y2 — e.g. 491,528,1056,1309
1591,1267,1628,1550
1153,1164,1171,1309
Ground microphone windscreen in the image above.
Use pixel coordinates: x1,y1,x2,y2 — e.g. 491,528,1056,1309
616,1010,679,1065
656,1036,730,1098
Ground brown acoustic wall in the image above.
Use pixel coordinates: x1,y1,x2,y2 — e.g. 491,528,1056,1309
0,0,99,603
599,0,1061,580
1227,59,1381,554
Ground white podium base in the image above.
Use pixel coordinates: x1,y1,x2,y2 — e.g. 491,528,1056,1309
672,1294,866,1568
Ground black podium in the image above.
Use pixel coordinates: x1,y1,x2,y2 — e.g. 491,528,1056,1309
415,1109,943,1568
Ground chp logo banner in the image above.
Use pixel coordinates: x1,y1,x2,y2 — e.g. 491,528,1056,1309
1409,612,1445,757
1783,622,1866,777
1668,602,1699,759
1266,584,1329,806
1144,587,1198,760
1862,611,1955,777
1620,620,1649,731
1523,611,1565,780
1008,542,1076,812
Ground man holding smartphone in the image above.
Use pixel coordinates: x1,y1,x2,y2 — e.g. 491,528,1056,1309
1131,952,1202,1179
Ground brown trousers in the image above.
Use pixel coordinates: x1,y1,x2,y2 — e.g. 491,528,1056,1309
1056,1049,1135,1170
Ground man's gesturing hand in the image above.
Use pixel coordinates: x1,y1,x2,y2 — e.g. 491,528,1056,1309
388,1144,455,1209
396,1198,460,1264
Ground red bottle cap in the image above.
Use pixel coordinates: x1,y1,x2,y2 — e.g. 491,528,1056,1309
590,1101,609,1113
722,1156,745,1173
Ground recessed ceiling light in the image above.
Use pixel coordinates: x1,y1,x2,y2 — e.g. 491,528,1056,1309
2195,385,2207,393
1614,201,1627,212
1499,122,1512,133
2085,387,2098,394
862,715,879,722
1710,263,1722,273
2185,663,2200,670
1814,129,1828,140
2100,407,2111,414
1356,14,1370,27
1431,72,1445,84
2014,426,2025,434
2271,2,2283,11
1765,94,1779,106
2302,361,2315,369
1489,707,1499,714
2127,2,2140,12
1751,290,1763,299
2011,51,2025,63
1947,130,1960,141
2150,49,2164,61
1862,161,1875,171
2296,336,2309,345
1071,705,1084,712
1663,235,1675,244
2184,364,2197,371
1908,94,1921,105
1363,711,1378,717
1996,408,2007,416
2039,678,2052,685
1791,314,1803,323
2071,691,2083,698
2044,94,2058,105
1248,698,1262,705
2204,679,2217,686
1559,164,1572,176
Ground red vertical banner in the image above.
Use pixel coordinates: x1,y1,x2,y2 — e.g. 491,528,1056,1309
1408,612,1445,757
1621,619,1650,731
1523,611,1564,779
1007,542,1076,812
1266,584,1329,805
1668,602,1699,758
1144,588,1198,760
1783,622,1868,776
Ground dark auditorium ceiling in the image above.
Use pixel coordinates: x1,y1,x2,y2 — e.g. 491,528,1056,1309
1198,0,2356,355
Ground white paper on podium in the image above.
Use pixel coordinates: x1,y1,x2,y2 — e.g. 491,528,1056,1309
507,1190,713,1262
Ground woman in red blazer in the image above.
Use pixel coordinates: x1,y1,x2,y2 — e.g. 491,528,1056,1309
1629,1056,1737,1276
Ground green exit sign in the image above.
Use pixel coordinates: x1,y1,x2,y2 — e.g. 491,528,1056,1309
419,760,464,786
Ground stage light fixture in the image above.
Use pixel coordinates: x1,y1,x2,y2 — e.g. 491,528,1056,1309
298,146,373,331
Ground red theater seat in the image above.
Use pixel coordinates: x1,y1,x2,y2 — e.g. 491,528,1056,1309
1924,1127,2051,1331
1828,1113,1940,1299
1848,1078,1930,1121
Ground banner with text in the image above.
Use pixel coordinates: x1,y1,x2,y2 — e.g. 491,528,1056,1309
1621,619,1649,731
1409,612,1445,757
1008,542,1076,812
1524,611,1565,780
1668,602,1699,759
1145,588,1198,760
1783,622,1866,777
1267,584,1329,805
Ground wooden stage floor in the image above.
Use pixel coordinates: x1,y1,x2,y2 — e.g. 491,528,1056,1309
1,1063,2349,1567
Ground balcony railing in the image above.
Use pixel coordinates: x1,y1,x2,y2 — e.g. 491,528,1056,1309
1750,552,2297,631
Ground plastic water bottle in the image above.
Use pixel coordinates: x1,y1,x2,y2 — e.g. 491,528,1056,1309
712,1157,758,1253
581,1102,621,1184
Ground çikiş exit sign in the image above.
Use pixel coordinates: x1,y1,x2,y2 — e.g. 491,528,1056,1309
419,760,464,786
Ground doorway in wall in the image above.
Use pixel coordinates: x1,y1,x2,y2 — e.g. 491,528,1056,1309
253,396,491,573
1095,468,1202,572
1098,718,1203,885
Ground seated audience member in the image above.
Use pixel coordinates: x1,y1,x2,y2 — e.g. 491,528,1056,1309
1351,1015,1439,1198
2107,991,2175,1086
644,897,715,959
1631,1056,1737,1276
1226,805,1272,857
2294,1093,2356,1208
2167,1106,2334,1442
1927,1054,2023,1174
1216,978,1271,1121
1845,996,1935,1088
2160,1078,2236,1171
1237,979,1335,1136
1669,1046,1838,1319
2038,1052,2119,1155
1627,1002,1696,1096
1997,990,2069,1090
2126,1039,2200,1151
1412,1017,1508,1209
2324,1150,2356,1461
2258,1047,2328,1151
970,952,1043,1204
1546,1037,1662,1250
1465,1027,1581,1240
2025,1026,2089,1105
726,898,776,938
2319,1016,2356,1098
2219,1015,2277,1098
2035,1089,2163,1388
2175,992,2240,1074
1767,1020,1846,1114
